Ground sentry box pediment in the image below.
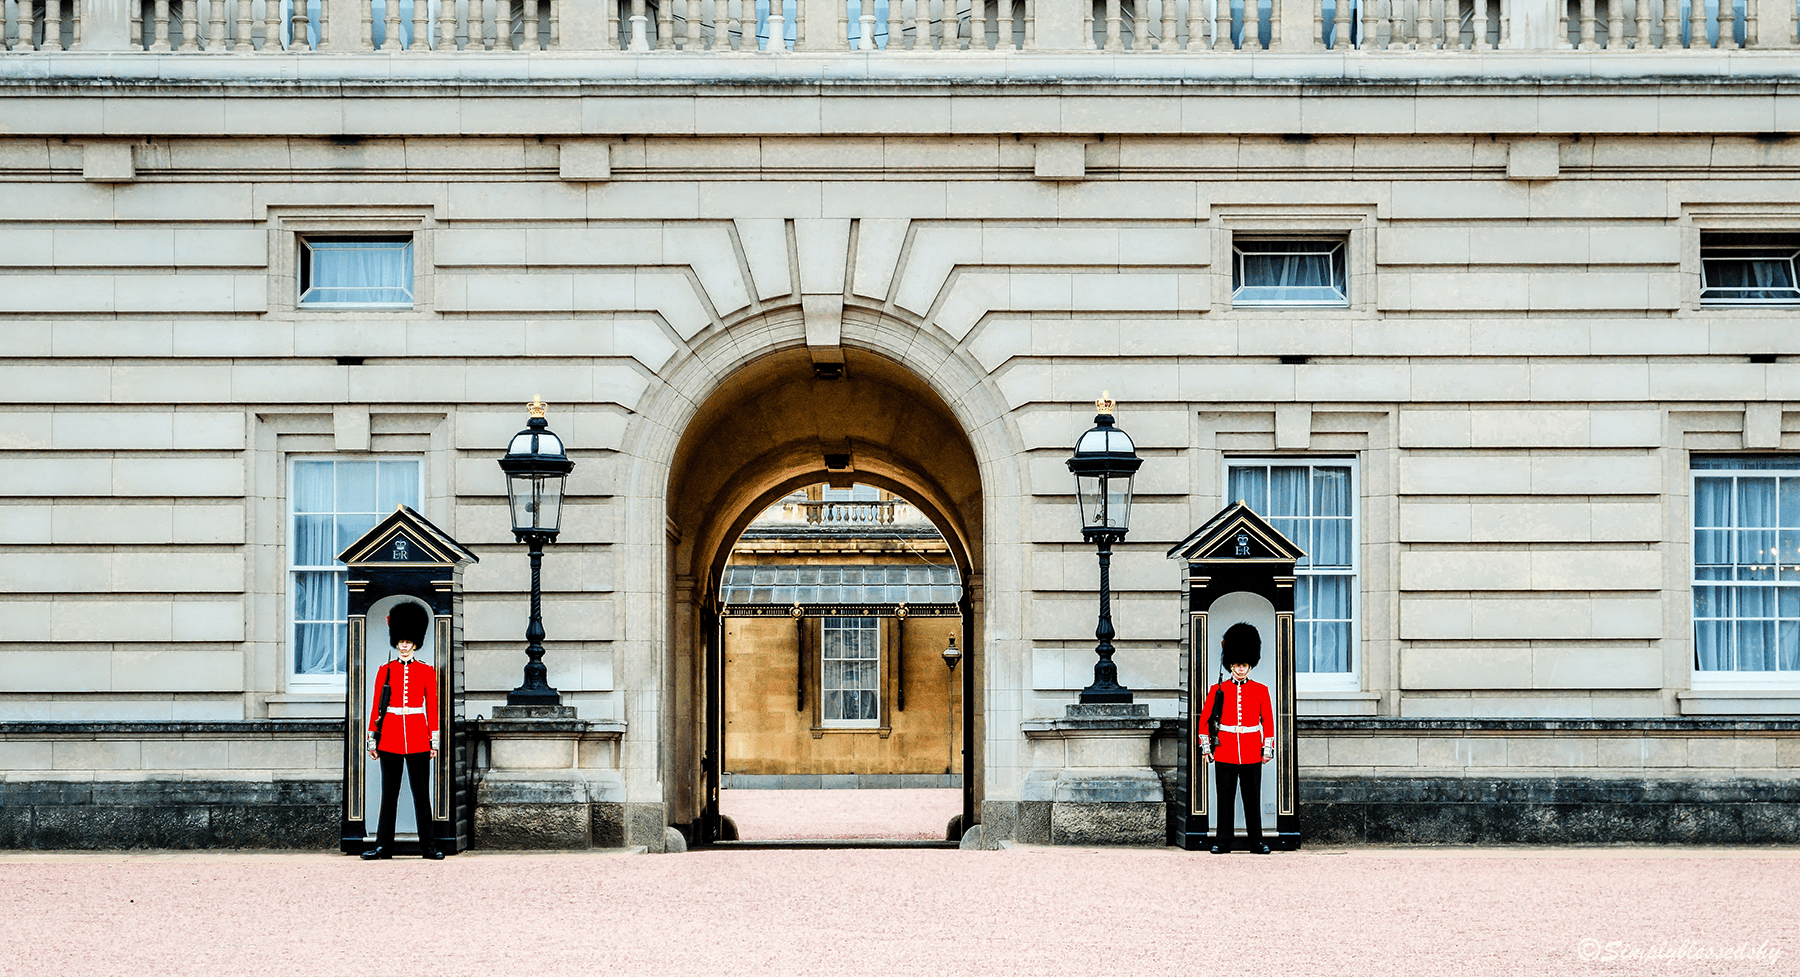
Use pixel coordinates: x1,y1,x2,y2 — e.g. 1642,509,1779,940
336,505,478,856
1166,501,1304,852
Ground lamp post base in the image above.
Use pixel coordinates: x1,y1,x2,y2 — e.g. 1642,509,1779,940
1077,686,1134,704
505,687,562,707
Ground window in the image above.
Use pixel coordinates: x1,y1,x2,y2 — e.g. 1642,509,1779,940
1232,237,1348,306
298,237,414,307
1227,460,1358,687
1700,234,1800,305
1692,456,1800,684
821,616,881,727
289,458,421,684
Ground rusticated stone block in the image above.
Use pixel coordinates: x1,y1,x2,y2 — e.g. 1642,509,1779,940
624,802,667,852
979,799,1017,850
474,803,589,850
1050,802,1165,847
590,802,624,848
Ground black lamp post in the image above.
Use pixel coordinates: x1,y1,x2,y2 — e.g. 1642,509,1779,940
1066,392,1142,704
498,397,574,707
942,635,961,671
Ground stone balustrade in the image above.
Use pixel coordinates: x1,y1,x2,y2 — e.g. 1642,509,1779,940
0,0,1790,52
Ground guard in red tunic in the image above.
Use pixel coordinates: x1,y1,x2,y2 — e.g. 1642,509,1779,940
1199,622,1275,855
362,602,443,860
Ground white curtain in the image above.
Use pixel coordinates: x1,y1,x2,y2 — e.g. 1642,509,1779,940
1229,464,1355,674
303,241,412,304
291,460,419,678
1693,474,1800,673
1706,256,1796,300
822,618,879,722
1235,242,1344,304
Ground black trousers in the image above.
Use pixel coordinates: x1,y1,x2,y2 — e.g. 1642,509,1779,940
376,751,436,851
1213,761,1263,849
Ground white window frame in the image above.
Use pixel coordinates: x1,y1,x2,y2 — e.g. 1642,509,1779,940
297,236,415,309
1690,460,1800,690
286,455,424,689
1231,235,1350,308
1699,233,1800,306
1224,457,1361,693
820,616,882,728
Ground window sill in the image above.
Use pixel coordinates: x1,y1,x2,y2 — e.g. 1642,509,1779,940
268,691,347,719
1677,689,1800,716
296,303,416,312
810,726,892,738
1298,690,1379,717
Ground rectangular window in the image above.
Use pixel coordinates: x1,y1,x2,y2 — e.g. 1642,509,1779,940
289,458,421,684
1700,233,1800,305
821,616,881,727
1232,237,1349,307
298,237,414,307
1227,459,1358,688
1692,456,1800,685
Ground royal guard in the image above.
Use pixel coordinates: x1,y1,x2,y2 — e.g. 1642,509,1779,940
1199,622,1275,855
363,602,443,861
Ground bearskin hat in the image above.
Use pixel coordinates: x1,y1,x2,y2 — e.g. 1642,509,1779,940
387,602,429,650
1221,622,1262,669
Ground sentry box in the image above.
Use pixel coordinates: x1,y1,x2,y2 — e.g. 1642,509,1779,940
336,506,478,856
1166,502,1304,852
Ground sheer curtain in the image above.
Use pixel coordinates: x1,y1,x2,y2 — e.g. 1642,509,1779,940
291,459,420,680
301,240,413,305
1228,463,1355,674
1705,255,1797,301
822,617,879,724
1234,241,1346,304
1693,472,1800,674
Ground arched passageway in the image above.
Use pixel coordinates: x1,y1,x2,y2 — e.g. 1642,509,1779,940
664,346,985,842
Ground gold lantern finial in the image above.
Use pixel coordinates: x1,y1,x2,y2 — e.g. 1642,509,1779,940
528,396,548,420
1096,391,1115,414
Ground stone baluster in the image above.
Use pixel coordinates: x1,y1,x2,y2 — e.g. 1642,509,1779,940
939,0,957,47
548,0,557,45
1686,0,1705,46
466,0,485,48
1185,0,1205,48
1497,0,1509,45
410,0,428,46
654,0,671,46
1658,0,1675,45
261,0,280,48
1314,0,1326,49
723,0,739,47
1212,0,1228,47
496,0,511,47
233,0,254,47
1157,0,1174,46
1101,0,1119,45
42,0,64,49
767,0,786,47
293,0,312,48
1472,0,1490,47
1743,0,1756,46
1575,0,1592,46
522,0,540,47
1718,0,1733,45
1605,0,1621,45
971,0,986,48
1128,0,1146,48
434,0,453,47
709,0,725,45
175,0,197,47
1022,0,1033,44
1243,0,1258,46
1360,0,1376,47
998,0,1015,47
690,0,704,47
909,0,927,48
1267,0,1279,45
626,0,644,46
362,0,374,46
1630,0,1646,44
149,0,170,47
1386,0,1403,47
383,0,402,46
208,0,229,46
1417,0,1433,45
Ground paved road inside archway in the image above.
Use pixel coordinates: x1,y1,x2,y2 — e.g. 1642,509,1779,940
721,788,961,839
3,846,1793,976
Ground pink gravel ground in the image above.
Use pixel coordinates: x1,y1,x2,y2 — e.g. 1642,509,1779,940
721,788,961,839
3,846,1796,977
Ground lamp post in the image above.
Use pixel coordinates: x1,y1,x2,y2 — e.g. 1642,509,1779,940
497,397,574,707
1066,392,1142,704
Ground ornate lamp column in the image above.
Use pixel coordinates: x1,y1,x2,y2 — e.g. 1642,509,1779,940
1065,392,1142,704
497,397,574,706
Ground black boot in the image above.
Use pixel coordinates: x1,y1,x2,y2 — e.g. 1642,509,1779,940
360,846,392,860
421,845,445,860
1251,843,1272,855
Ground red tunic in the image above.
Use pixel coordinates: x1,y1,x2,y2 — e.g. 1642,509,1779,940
368,658,439,755
1199,678,1273,765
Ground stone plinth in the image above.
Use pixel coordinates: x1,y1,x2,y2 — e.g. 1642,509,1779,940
1019,703,1167,847
475,707,661,851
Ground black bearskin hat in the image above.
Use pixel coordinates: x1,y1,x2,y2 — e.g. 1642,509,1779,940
388,602,428,650
1221,622,1262,669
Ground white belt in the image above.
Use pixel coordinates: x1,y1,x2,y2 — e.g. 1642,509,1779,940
386,706,425,716
1219,724,1262,734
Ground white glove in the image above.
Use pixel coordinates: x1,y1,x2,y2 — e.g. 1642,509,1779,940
1261,743,1275,762
430,731,440,751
